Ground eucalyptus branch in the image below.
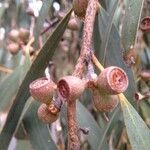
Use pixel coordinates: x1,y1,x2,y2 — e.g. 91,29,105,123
67,0,98,149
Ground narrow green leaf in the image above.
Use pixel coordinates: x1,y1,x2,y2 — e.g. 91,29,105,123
0,9,72,149
121,0,144,52
33,0,52,48
98,107,120,150
76,102,108,150
0,55,30,111
15,140,32,150
23,102,57,150
120,94,150,150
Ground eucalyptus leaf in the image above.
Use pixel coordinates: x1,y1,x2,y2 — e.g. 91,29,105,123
121,0,144,52
120,94,150,150
0,9,72,149
0,54,30,111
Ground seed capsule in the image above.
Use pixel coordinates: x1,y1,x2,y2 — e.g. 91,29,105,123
97,66,128,95
37,104,58,124
19,28,30,43
140,17,150,33
8,29,19,42
92,88,119,112
7,42,19,55
73,0,100,20
73,0,88,19
139,70,150,81
58,76,85,101
67,18,79,30
29,77,56,104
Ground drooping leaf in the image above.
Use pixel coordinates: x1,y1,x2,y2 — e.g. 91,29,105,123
23,102,57,150
119,94,150,150
121,0,144,52
0,9,72,149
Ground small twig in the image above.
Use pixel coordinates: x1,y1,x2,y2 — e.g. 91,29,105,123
92,54,104,71
67,0,98,149
40,18,59,35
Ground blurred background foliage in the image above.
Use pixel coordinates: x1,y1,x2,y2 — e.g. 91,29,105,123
0,0,149,149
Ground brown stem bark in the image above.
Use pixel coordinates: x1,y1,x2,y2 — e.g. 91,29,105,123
67,0,98,149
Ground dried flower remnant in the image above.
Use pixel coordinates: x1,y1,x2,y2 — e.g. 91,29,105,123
140,16,150,33
29,77,56,104
123,47,137,67
97,66,129,95
135,92,150,101
37,103,59,124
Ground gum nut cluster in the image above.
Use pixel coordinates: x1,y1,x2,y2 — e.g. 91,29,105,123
7,28,31,55
29,77,60,123
92,66,128,112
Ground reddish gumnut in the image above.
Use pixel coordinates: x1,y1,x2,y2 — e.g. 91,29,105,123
140,17,150,33
29,77,57,104
19,28,30,43
139,70,150,81
73,0,88,19
58,76,85,101
67,18,79,30
6,42,19,55
73,0,100,20
37,103,58,124
92,88,119,112
97,66,128,95
8,29,19,42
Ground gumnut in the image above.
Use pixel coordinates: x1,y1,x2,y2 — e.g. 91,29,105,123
67,18,79,30
37,103,58,124
19,28,30,43
58,76,85,101
6,42,20,55
8,29,19,42
92,88,119,112
29,77,57,104
97,66,128,95
73,0,100,20
140,16,150,33
139,70,150,81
